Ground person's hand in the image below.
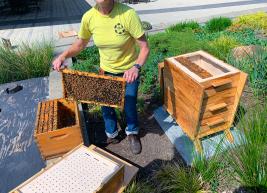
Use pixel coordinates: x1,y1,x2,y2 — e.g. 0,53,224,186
52,55,65,71
123,66,139,83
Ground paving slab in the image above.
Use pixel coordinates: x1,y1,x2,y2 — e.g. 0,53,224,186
153,106,242,165
0,77,49,193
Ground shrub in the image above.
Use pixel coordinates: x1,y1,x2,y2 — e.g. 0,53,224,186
0,42,53,84
205,17,232,32
227,48,267,96
192,149,224,192
231,12,267,33
166,21,201,33
142,21,152,31
124,181,154,193
141,31,205,94
72,45,100,73
208,35,239,60
224,104,267,192
155,163,207,193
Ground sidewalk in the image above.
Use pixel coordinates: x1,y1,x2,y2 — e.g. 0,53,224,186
0,0,267,46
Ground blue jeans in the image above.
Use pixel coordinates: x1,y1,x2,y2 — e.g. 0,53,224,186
101,73,139,138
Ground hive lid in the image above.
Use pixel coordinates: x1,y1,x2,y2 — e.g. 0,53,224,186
166,50,240,82
13,145,124,193
61,69,126,109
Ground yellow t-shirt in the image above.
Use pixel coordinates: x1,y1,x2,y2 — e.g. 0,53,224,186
78,2,144,74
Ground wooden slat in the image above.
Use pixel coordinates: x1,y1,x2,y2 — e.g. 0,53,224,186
201,104,233,119
198,122,229,138
208,103,227,112
206,118,225,127
212,79,232,88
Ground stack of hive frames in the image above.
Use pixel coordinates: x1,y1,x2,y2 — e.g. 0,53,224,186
34,98,83,160
159,50,247,152
62,69,126,109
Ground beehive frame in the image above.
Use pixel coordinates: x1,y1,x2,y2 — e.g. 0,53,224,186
34,98,83,159
62,69,126,109
10,145,125,193
159,50,247,152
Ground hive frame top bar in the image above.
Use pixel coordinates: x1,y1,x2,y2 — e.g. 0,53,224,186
62,69,126,82
166,50,240,83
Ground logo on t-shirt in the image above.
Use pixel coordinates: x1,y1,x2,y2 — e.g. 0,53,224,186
114,23,125,35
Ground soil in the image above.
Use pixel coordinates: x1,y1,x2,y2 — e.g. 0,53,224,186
175,57,212,79
57,101,76,129
63,73,124,106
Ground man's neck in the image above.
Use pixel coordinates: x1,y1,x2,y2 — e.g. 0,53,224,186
98,1,114,15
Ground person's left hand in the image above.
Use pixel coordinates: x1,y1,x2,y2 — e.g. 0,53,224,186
123,66,139,83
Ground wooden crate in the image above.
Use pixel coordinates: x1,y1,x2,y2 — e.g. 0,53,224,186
159,50,247,152
62,69,126,109
10,145,127,193
34,98,83,159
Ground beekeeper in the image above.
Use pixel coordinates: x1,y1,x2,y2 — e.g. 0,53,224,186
53,0,149,154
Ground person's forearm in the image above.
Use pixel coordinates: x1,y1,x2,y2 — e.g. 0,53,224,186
59,39,87,60
135,46,150,66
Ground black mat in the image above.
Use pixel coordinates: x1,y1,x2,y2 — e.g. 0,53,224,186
0,77,48,193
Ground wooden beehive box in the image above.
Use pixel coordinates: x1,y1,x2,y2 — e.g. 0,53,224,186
159,50,247,152
34,98,83,159
62,69,126,109
10,145,125,193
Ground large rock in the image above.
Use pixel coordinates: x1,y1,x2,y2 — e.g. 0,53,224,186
232,45,263,60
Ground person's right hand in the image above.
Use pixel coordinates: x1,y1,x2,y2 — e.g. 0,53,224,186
52,56,65,71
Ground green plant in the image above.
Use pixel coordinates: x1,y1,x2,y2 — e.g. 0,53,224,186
224,104,267,192
205,17,232,32
227,48,267,96
208,35,239,60
166,21,201,33
231,12,267,33
142,21,152,31
72,45,100,73
0,42,53,84
124,181,154,193
155,163,208,193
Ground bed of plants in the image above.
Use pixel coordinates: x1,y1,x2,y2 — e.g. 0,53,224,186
73,13,267,99
72,12,267,193
0,42,53,84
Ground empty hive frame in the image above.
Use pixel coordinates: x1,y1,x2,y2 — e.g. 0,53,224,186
34,98,83,159
62,69,126,109
159,50,247,152
10,145,125,193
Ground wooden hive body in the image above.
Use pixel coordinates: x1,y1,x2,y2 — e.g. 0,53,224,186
34,98,83,159
10,145,125,193
159,50,247,151
62,69,126,109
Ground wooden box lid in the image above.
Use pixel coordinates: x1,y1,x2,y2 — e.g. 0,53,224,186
166,50,240,83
